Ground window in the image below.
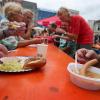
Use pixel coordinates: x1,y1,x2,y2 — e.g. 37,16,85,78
95,24,100,31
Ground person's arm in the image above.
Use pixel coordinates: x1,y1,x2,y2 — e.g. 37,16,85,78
22,28,32,40
53,35,73,41
64,32,78,40
59,35,74,41
22,23,34,40
56,28,78,40
17,38,43,48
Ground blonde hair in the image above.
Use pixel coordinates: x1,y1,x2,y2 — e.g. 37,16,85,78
22,8,35,22
22,8,34,15
3,2,23,18
57,7,70,16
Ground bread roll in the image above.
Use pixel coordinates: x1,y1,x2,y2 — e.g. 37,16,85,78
23,58,46,69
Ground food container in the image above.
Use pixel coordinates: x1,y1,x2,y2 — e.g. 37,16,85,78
67,63,100,90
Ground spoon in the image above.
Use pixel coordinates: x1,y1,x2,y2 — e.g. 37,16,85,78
74,52,80,74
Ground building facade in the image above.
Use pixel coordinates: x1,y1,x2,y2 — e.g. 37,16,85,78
88,20,100,35
2,0,23,5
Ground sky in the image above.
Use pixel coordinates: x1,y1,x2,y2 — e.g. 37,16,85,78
25,0,100,20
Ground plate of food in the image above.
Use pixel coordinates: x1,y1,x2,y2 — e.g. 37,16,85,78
0,56,46,72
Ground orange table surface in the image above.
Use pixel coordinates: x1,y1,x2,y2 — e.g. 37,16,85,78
0,44,100,100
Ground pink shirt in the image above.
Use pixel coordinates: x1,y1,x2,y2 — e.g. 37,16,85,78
68,15,94,44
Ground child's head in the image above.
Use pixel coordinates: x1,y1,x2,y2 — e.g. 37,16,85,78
48,23,57,33
3,2,23,22
22,8,34,24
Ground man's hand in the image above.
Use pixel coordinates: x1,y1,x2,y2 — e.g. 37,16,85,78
52,35,60,39
77,48,98,64
31,38,44,44
56,28,66,34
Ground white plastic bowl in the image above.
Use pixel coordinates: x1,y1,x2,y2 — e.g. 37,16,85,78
67,63,100,90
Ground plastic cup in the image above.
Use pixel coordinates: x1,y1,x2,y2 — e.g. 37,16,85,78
37,44,48,58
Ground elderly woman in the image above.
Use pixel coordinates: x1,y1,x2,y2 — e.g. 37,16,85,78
56,7,94,50
22,8,34,39
0,2,43,50
0,2,24,40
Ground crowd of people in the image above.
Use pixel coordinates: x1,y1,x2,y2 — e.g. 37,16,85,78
0,2,99,66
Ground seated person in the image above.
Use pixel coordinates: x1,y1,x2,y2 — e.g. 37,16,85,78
47,23,57,36
23,9,51,38
47,23,62,47
22,8,34,39
0,2,43,50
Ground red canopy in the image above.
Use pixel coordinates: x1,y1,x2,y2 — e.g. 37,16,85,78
37,16,61,27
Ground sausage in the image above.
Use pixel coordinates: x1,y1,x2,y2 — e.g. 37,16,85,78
23,58,46,69
80,59,99,76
